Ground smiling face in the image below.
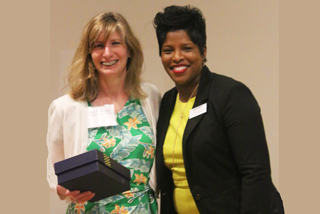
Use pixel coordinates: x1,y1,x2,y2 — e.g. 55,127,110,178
161,30,206,87
91,30,130,79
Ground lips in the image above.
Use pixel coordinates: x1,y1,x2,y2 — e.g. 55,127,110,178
101,60,118,66
171,65,189,73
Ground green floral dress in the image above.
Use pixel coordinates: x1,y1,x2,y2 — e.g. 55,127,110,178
66,97,157,214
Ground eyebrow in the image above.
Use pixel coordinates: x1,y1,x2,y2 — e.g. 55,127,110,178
162,42,194,47
110,38,122,42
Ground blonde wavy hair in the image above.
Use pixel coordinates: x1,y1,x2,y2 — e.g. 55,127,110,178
67,12,146,101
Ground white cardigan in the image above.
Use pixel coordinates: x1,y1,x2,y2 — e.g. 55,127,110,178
47,82,161,200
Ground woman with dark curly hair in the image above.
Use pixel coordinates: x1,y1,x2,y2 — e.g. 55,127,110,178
153,5,284,214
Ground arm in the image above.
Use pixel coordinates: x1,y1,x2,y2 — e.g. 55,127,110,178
222,83,272,213
46,100,65,198
140,82,162,192
46,99,95,203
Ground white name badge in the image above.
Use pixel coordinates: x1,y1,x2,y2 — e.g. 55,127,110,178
87,105,118,128
189,103,207,119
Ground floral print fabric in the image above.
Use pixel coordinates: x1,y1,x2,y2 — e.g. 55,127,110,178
66,97,157,214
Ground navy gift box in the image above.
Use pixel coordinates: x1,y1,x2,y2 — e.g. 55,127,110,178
54,149,130,202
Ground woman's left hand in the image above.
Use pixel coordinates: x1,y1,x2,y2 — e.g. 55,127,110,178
57,184,95,203
68,190,95,204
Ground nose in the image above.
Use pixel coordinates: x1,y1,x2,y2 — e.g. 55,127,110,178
172,50,183,62
103,45,112,57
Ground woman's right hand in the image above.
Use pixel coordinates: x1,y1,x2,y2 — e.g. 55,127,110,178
57,185,95,203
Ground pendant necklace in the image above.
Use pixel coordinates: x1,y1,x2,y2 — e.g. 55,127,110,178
172,83,199,169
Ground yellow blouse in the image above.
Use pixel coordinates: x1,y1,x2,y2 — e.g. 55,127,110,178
163,95,200,214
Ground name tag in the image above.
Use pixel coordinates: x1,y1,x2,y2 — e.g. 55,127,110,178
87,105,118,128
189,103,207,119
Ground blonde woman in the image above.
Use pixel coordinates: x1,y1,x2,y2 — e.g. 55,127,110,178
47,12,160,213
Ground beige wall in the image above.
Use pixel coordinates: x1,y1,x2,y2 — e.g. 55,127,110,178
50,1,279,213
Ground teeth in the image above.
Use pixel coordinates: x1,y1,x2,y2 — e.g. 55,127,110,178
102,60,117,66
173,66,188,71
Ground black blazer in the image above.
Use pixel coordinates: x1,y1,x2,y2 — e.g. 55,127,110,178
156,66,284,214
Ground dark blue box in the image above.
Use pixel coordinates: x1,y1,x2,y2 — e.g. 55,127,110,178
54,149,130,202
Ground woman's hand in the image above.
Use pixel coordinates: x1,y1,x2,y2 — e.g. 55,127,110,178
57,185,95,203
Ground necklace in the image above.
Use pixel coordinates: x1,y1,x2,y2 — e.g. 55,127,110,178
172,83,199,169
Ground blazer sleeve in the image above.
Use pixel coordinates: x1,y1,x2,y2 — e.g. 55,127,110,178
221,82,272,213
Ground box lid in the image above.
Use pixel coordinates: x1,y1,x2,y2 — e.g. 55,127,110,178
54,149,130,180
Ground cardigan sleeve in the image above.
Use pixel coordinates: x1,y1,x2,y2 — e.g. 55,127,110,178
140,82,162,192
46,100,66,200
221,82,272,213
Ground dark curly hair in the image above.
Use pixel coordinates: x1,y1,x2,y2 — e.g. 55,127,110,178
153,5,207,62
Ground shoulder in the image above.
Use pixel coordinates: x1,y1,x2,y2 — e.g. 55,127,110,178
139,82,162,116
49,94,86,116
198,68,259,110
50,94,76,109
162,86,176,100
209,72,253,98
52,94,75,105
199,66,247,93
211,72,245,89
141,82,161,102
141,82,160,96
208,73,260,114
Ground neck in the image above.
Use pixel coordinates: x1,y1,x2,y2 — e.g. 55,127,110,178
98,71,127,95
97,85,128,102
176,68,202,102
91,74,129,112
176,81,200,103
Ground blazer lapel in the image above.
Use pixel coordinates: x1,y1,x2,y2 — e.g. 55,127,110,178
156,87,177,189
183,66,212,145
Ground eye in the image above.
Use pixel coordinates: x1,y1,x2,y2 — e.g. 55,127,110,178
162,48,173,54
93,43,104,49
112,41,121,46
183,46,193,51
